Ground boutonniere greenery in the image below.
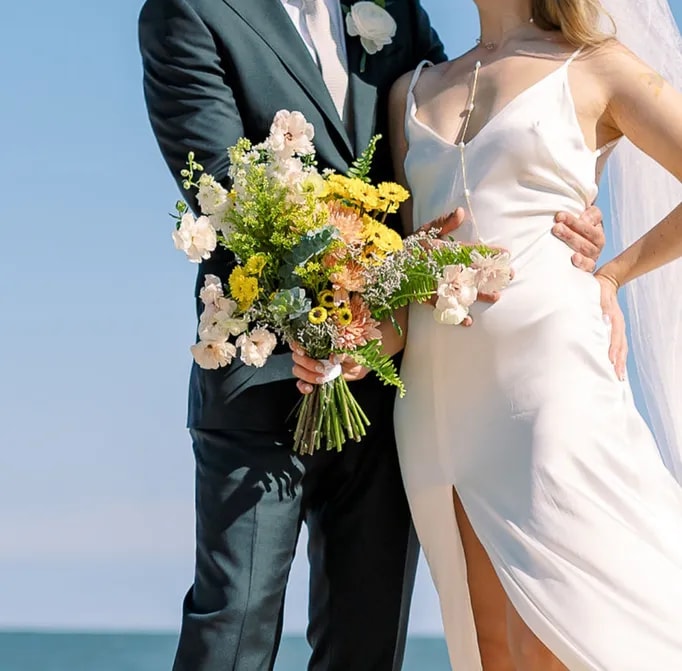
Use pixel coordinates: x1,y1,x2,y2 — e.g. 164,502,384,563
342,0,397,72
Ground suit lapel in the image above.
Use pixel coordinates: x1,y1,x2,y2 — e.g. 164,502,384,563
222,0,354,159
346,34,379,158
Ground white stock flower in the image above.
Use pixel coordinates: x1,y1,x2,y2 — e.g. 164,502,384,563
208,201,235,239
270,156,306,189
433,265,478,325
237,328,278,368
471,250,513,294
216,296,238,316
346,2,397,55
438,265,478,307
172,213,217,263
268,110,315,157
199,274,224,308
190,340,237,369
198,304,248,341
433,295,470,325
196,174,229,215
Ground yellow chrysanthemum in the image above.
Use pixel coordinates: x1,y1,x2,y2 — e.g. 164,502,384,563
244,253,268,277
377,182,410,204
318,290,336,308
308,306,329,324
359,244,385,265
325,174,352,200
362,218,404,253
379,227,403,252
229,267,259,310
343,180,379,211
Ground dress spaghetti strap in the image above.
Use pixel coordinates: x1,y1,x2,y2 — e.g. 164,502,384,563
564,47,583,66
404,60,432,137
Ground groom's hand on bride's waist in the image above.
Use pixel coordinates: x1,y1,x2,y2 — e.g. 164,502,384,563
553,205,605,273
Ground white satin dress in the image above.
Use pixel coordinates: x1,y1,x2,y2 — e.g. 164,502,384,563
395,52,682,670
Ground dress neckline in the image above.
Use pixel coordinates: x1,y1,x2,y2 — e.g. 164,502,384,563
408,50,583,150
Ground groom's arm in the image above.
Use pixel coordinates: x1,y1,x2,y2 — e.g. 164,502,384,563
139,0,242,206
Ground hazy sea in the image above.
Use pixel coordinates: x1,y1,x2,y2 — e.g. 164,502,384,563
0,632,450,670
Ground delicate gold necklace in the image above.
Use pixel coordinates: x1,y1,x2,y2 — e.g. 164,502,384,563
476,17,534,51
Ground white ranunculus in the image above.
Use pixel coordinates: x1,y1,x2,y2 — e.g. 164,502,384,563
196,174,229,215
191,340,237,369
471,250,513,294
297,170,328,199
172,213,217,263
268,110,315,157
199,274,224,307
346,2,397,55
237,328,278,368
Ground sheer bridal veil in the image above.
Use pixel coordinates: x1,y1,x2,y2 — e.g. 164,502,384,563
599,0,682,479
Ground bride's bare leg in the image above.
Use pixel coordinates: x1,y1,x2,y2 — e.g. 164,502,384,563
506,603,568,671
453,489,515,671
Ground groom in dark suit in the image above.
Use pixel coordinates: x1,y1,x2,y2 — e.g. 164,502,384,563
138,1,607,669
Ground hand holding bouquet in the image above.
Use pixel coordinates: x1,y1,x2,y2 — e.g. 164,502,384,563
172,111,511,454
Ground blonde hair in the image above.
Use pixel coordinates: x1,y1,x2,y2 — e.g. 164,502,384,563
531,0,615,47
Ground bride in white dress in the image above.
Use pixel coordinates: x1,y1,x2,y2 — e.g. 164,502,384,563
388,0,682,668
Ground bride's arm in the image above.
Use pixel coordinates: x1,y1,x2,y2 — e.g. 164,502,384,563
593,44,682,289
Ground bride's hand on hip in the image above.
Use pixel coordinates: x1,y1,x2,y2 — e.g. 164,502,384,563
593,273,628,381
553,205,606,273
290,345,369,395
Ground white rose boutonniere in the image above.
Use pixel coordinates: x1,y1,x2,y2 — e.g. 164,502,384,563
345,0,397,71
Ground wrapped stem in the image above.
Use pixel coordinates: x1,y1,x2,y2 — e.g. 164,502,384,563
292,377,370,455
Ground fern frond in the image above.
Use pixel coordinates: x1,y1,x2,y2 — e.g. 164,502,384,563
347,135,381,183
351,340,406,397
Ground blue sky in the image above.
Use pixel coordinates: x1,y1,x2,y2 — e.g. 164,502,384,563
1,0,680,635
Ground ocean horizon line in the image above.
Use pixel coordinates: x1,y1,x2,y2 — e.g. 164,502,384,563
0,628,445,639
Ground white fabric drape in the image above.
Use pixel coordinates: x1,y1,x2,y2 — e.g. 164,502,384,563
601,0,682,480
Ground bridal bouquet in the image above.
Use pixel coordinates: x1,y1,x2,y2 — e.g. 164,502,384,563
172,110,511,454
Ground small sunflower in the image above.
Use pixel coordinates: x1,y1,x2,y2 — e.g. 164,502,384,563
334,307,353,327
317,290,336,308
308,306,329,324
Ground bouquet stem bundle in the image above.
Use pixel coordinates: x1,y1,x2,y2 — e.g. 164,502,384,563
294,376,369,454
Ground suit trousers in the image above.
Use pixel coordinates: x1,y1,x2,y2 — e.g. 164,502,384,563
172,381,419,671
